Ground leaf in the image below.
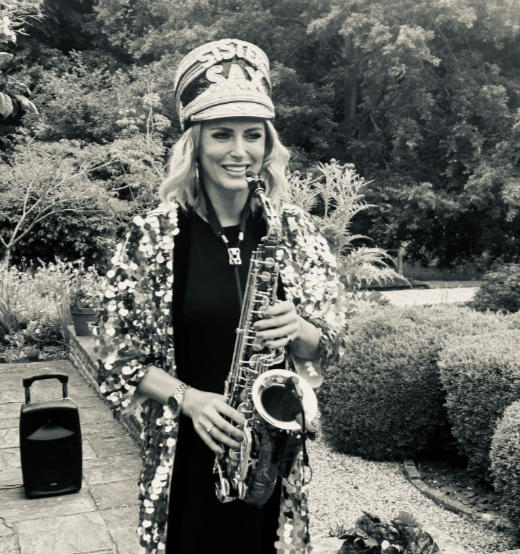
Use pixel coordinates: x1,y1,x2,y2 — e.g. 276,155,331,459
0,51,14,66
0,92,14,119
14,94,38,114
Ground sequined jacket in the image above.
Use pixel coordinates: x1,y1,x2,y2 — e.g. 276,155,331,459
96,200,346,553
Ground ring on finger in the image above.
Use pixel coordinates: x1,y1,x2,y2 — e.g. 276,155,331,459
206,423,215,435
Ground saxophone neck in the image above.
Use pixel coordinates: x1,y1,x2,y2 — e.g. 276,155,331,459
246,172,282,241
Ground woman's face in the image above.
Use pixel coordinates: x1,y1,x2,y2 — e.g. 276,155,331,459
199,118,266,197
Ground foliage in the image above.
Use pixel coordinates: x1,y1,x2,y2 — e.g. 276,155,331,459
438,329,520,477
0,0,41,126
288,160,400,292
490,400,520,536
469,263,520,314
23,51,173,144
0,263,64,361
0,138,119,267
3,0,520,265
59,260,106,310
338,511,439,554
318,304,519,461
2,132,167,268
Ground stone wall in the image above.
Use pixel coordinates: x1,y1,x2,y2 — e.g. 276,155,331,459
67,325,142,444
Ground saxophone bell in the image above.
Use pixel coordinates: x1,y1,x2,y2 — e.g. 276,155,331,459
251,370,318,432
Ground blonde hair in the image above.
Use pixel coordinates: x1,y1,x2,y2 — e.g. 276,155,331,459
159,120,291,211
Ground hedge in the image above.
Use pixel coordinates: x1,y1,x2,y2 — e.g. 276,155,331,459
438,330,520,476
318,304,519,461
470,263,520,314
490,400,520,535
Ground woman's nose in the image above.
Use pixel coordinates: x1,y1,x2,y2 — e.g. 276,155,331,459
229,137,247,158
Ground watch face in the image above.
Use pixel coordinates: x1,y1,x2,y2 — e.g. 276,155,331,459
167,395,179,412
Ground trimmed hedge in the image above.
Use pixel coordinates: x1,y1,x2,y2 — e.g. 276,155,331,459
438,330,520,476
470,263,520,314
490,400,520,535
318,304,516,461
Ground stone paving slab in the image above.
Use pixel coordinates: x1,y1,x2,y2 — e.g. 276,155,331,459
83,454,141,485
16,512,114,554
381,286,478,306
0,485,97,523
90,480,139,510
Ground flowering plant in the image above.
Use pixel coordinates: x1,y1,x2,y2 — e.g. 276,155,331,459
338,512,439,554
64,262,106,310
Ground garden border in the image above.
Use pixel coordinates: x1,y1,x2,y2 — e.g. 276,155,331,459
403,458,519,553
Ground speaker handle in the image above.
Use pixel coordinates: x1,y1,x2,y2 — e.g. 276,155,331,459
23,374,69,404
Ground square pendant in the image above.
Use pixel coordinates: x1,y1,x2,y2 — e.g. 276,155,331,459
228,247,242,265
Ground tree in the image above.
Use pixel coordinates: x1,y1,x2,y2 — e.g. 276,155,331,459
0,140,115,268
307,0,520,266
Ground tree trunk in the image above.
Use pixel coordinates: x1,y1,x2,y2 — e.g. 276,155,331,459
1,248,11,271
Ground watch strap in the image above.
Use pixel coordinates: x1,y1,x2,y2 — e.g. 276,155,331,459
167,382,191,414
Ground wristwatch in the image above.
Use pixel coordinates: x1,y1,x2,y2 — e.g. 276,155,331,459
166,382,191,415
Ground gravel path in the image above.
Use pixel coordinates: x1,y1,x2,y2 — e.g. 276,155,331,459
307,436,517,553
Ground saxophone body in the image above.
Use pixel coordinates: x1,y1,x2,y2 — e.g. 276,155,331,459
214,173,317,508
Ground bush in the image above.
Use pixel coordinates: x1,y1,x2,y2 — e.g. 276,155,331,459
469,263,520,313
490,400,520,535
0,264,65,360
0,261,105,360
438,330,520,476
319,304,518,461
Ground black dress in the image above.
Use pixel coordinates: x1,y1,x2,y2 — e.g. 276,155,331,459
166,210,281,554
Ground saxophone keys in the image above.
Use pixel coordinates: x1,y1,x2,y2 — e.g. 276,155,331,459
235,480,247,500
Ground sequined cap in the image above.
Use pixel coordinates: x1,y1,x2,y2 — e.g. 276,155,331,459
173,38,275,130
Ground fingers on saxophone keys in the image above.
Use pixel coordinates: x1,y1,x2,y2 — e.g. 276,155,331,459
213,414,244,442
196,422,224,456
205,425,242,451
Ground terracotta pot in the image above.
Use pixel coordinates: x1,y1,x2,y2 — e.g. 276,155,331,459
70,307,97,336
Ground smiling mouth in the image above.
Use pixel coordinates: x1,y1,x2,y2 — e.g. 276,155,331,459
222,165,248,174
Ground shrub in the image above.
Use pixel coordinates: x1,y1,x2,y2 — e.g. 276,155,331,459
0,264,65,360
318,304,518,461
438,330,520,476
490,400,520,535
469,263,520,313
338,511,439,554
0,260,105,359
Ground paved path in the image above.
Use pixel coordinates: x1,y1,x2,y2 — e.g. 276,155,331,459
0,360,141,554
381,286,478,306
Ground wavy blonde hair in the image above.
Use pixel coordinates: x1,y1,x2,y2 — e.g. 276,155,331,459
159,120,291,211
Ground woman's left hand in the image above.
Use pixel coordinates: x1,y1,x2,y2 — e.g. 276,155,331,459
253,300,301,349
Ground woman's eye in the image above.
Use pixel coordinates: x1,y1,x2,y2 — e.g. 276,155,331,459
212,132,230,139
246,132,263,140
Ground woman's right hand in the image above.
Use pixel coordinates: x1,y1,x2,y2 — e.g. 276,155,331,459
181,388,246,455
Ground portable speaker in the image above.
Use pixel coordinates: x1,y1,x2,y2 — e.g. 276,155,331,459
19,373,82,498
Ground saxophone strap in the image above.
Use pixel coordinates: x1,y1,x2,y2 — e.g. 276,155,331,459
200,182,252,306
284,377,312,485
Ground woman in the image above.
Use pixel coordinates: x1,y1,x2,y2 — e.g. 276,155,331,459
96,38,346,554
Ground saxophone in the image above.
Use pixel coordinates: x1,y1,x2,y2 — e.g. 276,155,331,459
214,172,318,508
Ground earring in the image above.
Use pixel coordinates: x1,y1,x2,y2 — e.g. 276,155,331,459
194,161,200,185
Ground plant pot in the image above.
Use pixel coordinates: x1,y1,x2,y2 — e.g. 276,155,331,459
70,307,98,336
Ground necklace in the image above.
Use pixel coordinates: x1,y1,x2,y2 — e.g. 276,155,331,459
200,184,251,267
200,183,252,306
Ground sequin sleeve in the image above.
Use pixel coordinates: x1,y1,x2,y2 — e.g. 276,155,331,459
281,205,347,379
95,217,158,419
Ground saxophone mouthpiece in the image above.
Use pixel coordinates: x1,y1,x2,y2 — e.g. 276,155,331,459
245,171,265,197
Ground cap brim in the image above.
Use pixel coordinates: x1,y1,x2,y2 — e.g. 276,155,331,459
190,102,274,124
